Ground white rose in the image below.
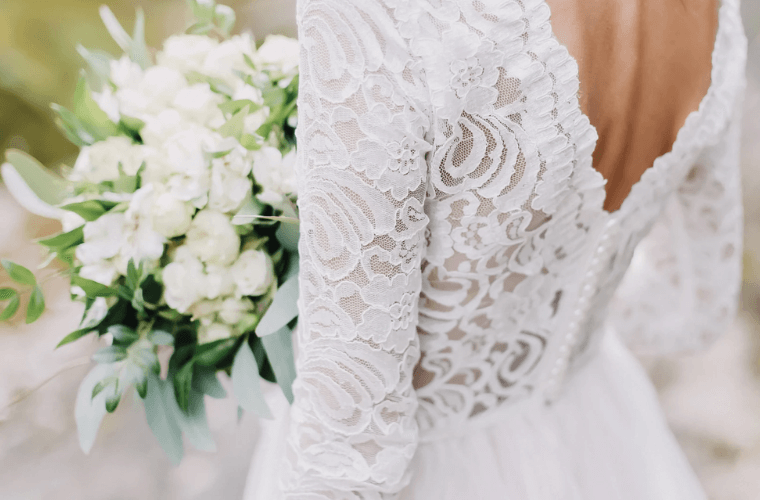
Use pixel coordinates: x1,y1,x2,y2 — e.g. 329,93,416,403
188,298,223,320
203,263,236,299
158,35,219,74
152,190,195,238
163,250,205,313
208,153,252,213
197,322,234,344
72,136,145,183
185,210,240,265
218,297,254,325
114,66,187,120
252,146,297,204
141,109,184,147
231,249,274,297
254,34,299,74
202,33,255,85
172,83,225,128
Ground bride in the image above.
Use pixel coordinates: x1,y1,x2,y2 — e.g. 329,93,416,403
245,0,748,498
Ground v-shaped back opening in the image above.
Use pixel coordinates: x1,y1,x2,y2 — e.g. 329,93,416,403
543,0,725,216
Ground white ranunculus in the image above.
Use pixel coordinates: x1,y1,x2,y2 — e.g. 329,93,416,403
231,249,274,297
151,189,195,238
163,251,206,313
109,55,143,89
114,186,166,274
72,136,145,183
197,322,234,344
203,263,236,299
76,212,126,264
172,83,225,128
185,210,240,266
252,146,297,205
157,34,219,74
218,297,254,325
254,34,299,74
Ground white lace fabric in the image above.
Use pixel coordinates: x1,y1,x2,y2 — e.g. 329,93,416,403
279,0,748,498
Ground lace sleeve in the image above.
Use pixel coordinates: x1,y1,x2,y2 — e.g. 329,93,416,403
278,0,431,497
608,84,746,356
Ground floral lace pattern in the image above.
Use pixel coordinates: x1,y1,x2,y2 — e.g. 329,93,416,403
280,0,747,497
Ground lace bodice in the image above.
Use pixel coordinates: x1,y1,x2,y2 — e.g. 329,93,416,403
279,0,748,497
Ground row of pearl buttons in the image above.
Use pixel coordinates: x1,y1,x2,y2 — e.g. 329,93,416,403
543,218,621,404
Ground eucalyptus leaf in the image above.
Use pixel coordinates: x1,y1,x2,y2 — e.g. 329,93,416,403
108,325,139,344
144,372,184,465
76,363,118,454
275,220,300,251
231,342,272,419
148,330,174,346
172,388,216,452
192,366,227,399
255,274,299,337
0,294,20,321
219,104,250,141
25,285,45,323
3,149,70,206
260,324,296,404
173,361,195,414
1,259,36,286
193,337,236,367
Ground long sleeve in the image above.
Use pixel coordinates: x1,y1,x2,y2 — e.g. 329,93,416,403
279,0,432,497
607,71,746,356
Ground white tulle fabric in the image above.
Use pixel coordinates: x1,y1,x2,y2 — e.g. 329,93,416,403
244,0,748,498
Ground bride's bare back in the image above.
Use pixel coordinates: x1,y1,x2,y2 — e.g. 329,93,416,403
546,0,719,212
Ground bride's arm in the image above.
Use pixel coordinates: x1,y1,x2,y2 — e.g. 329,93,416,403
278,0,431,497
607,77,746,356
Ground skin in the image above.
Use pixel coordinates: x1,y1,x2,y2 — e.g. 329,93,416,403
544,0,720,213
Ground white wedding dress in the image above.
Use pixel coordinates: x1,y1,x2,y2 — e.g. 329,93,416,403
244,0,748,498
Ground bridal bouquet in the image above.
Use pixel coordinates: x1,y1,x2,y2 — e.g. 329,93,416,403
0,0,300,464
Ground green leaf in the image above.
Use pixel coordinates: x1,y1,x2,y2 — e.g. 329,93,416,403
119,115,145,134
130,7,150,69
218,99,260,116
193,337,236,367
1,259,36,286
260,325,296,404
213,4,236,37
231,342,272,419
256,274,299,337
59,200,107,221
192,366,227,399
4,149,70,206
173,361,195,414
185,71,234,96
145,372,184,465
136,376,148,398
105,392,121,413
275,220,300,252
0,293,20,321
76,45,112,92
218,104,250,141
148,330,174,346
108,325,139,344
70,276,118,298
56,327,94,348
92,345,128,363
73,75,120,138
186,21,214,35
0,288,16,300
25,285,45,323
91,376,117,399
51,103,95,146
37,225,84,251
98,5,132,52
76,363,118,454
190,0,216,22
173,388,216,452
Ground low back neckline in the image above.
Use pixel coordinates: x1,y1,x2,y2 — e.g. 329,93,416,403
541,0,728,221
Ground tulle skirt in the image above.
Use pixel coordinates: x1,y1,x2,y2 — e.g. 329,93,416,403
243,330,708,499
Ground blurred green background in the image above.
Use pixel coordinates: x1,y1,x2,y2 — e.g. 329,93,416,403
0,1,759,499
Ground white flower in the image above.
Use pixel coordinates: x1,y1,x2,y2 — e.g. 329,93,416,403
109,55,143,89
115,65,187,120
79,260,119,286
254,34,299,74
203,263,236,299
201,33,255,85
172,83,225,127
185,210,240,266
72,136,145,183
157,34,219,74
114,186,166,274
231,249,274,297
61,210,86,233
252,146,297,205
92,87,120,123
218,297,254,325
76,212,126,264
209,148,253,213
197,322,234,344
163,250,205,313
141,109,185,147
151,189,195,238
232,81,265,104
